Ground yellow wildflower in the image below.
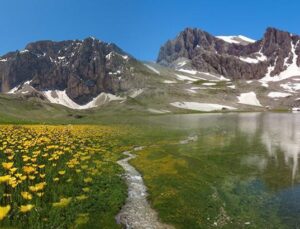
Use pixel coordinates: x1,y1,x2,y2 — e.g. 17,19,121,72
20,175,27,181
29,182,46,192
8,177,18,188
76,195,88,201
15,173,22,178
2,162,14,170
83,177,93,183
22,156,30,162
30,158,37,163
0,175,11,183
0,205,11,220
81,165,88,170
20,204,34,213
58,170,66,175
52,198,72,208
82,187,90,193
21,192,32,200
75,213,89,226
9,167,17,174
22,166,35,174
36,192,44,197
28,175,36,180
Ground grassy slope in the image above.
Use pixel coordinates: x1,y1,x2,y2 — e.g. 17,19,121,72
0,94,147,124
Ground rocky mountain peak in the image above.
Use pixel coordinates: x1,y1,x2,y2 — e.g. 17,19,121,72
264,27,294,42
262,27,292,56
157,27,300,80
0,37,148,105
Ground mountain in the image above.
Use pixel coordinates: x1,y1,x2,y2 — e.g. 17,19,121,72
157,27,300,80
0,37,152,106
0,28,299,115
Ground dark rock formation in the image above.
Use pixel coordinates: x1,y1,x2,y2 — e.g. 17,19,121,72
157,27,300,80
0,37,147,104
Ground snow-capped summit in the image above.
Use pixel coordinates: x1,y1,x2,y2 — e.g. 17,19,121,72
216,35,256,45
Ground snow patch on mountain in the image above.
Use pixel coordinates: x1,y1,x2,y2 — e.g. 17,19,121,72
7,85,20,94
106,51,128,61
202,82,216,86
170,102,236,111
175,74,198,82
186,89,197,94
256,50,268,62
239,57,260,64
177,69,198,75
261,41,300,82
129,89,144,98
176,60,188,68
238,92,262,107
216,35,256,44
20,49,29,54
7,81,32,94
147,108,171,114
204,74,230,82
268,92,291,98
163,80,177,84
43,90,125,110
144,64,160,74
280,82,300,93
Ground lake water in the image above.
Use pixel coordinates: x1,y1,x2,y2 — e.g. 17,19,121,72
131,113,300,228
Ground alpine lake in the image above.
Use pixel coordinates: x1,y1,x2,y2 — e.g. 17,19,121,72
127,112,300,228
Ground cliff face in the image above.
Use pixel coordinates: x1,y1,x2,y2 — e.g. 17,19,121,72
0,37,146,104
157,27,300,80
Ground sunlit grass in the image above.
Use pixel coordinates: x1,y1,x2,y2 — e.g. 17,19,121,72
0,125,129,228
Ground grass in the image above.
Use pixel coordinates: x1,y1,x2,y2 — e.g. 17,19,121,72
0,125,132,228
0,94,296,228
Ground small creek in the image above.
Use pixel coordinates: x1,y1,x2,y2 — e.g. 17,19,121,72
116,148,173,229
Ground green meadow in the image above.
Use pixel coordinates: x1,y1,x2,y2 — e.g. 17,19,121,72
0,110,299,228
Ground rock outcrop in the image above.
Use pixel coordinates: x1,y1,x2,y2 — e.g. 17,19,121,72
0,37,148,104
157,27,300,80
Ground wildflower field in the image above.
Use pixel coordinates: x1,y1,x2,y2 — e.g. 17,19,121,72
0,125,129,228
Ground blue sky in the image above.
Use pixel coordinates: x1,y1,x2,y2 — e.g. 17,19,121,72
0,0,300,61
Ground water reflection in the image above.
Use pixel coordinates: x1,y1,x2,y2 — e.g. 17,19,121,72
149,112,300,184
151,112,300,184
146,112,300,227
238,113,300,184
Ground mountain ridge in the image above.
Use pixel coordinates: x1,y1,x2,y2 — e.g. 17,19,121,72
0,37,150,105
0,27,299,112
157,27,300,80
